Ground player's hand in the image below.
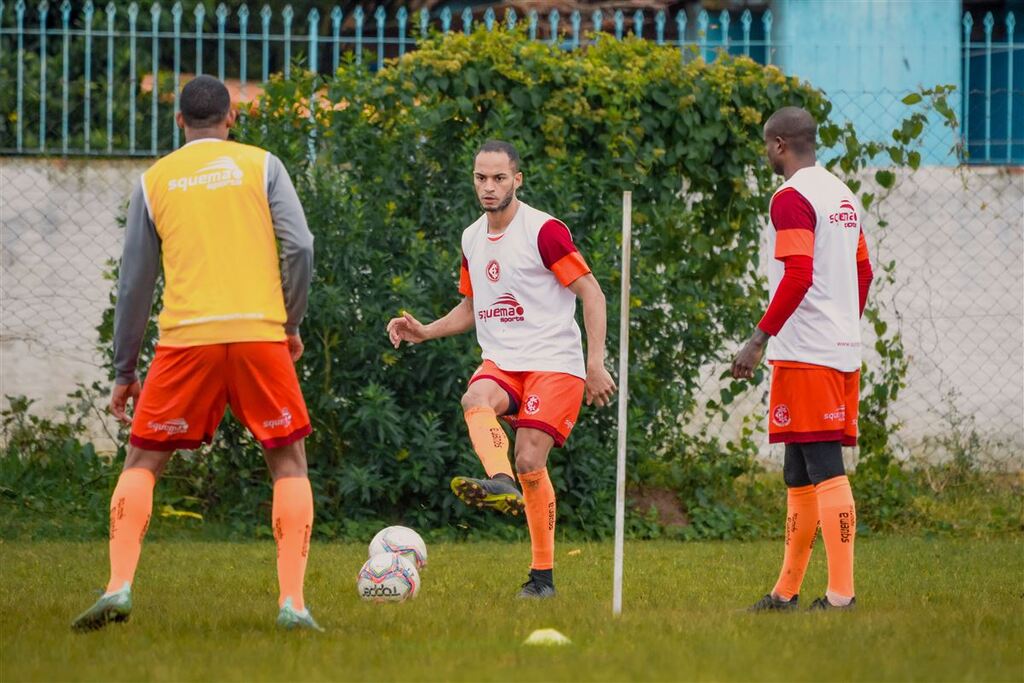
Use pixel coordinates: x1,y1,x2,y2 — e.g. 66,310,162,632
585,363,616,408
731,337,766,380
287,333,304,362
109,381,141,425
386,311,430,348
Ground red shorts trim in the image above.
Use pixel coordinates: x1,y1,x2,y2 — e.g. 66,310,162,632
469,373,522,412
261,424,313,449
768,361,859,446
769,429,855,447
510,418,567,447
130,341,311,451
129,433,213,452
469,360,584,448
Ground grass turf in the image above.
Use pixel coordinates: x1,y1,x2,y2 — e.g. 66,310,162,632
1,536,1022,682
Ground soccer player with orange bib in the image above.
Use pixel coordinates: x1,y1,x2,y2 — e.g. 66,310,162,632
386,141,616,598
733,107,873,612
72,76,321,631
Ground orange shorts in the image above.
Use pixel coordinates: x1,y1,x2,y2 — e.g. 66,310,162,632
769,361,859,447
469,360,585,447
130,341,311,451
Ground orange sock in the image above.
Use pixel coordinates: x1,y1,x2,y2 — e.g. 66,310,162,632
272,477,314,611
816,475,856,601
106,468,156,593
519,468,555,570
464,407,513,479
772,485,819,600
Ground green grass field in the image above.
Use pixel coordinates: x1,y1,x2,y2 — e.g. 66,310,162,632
2,536,1022,682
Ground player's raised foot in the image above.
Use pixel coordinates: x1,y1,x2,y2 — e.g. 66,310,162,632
808,596,856,612
450,474,525,516
276,597,325,632
71,582,132,632
517,569,556,599
748,593,799,612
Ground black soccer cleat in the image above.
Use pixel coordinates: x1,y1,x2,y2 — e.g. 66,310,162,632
517,570,556,599
808,596,856,611
748,593,799,612
450,475,525,516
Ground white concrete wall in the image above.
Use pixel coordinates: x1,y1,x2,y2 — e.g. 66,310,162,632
1,158,149,449
1,158,1021,460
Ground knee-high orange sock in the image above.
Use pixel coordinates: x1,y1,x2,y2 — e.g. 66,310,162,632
106,468,156,593
272,477,314,611
519,468,555,570
816,475,856,601
772,485,819,600
464,407,513,479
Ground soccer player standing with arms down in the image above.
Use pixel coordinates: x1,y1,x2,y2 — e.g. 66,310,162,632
72,76,321,631
733,107,873,612
387,141,616,598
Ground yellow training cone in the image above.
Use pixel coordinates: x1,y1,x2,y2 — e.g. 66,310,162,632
523,629,571,646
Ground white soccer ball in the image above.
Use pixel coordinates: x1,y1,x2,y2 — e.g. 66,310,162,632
368,525,428,570
357,552,420,603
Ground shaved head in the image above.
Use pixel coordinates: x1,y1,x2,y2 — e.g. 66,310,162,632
763,106,817,177
764,106,817,155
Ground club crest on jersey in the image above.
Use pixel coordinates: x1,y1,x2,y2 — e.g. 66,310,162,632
524,395,541,415
828,199,859,228
485,259,501,283
771,404,792,427
479,293,526,323
167,156,244,192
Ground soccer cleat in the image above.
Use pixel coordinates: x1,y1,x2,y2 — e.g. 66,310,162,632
276,597,325,632
71,582,132,632
808,596,856,611
450,475,525,516
517,570,556,599
748,593,799,612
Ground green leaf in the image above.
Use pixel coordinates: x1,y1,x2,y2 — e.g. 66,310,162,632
875,170,896,189
901,92,923,105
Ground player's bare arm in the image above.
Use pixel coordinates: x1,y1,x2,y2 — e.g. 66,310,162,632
568,274,616,407
387,297,475,348
731,328,770,380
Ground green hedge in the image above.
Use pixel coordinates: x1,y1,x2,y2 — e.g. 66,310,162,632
5,29,968,540
228,29,827,538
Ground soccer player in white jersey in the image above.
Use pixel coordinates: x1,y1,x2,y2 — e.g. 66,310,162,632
732,107,873,611
387,140,615,598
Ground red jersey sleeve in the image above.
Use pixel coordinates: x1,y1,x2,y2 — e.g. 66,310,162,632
771,187,817,260
758,188,817,335
537,219,590,287
856,229,873,315
458,253,473,297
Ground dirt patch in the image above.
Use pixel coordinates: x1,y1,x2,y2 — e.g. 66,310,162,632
629,485,689,528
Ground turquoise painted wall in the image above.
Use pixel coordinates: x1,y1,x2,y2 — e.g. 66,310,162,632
774,0,962,164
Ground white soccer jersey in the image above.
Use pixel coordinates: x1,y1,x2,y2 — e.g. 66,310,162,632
459,201,591,379
765,165,866,372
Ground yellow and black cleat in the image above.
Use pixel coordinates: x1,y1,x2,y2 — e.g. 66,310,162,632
450,475,525,516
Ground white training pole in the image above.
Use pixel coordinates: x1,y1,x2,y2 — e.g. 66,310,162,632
612,190,632,616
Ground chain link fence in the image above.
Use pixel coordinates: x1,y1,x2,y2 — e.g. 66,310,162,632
2,91,1022,461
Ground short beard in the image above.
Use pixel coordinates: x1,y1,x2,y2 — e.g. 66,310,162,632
482,190,515,213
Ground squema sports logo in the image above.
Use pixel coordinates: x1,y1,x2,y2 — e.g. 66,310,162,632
829,199,859,228
479,293,526,323
168,156,244,192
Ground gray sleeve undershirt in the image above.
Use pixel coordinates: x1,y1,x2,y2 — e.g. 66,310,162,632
113,180,161,385
266,153,315,336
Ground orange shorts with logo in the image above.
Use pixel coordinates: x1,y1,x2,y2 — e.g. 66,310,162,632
769,361,859,447
469,360,585,447
130,341,311,451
